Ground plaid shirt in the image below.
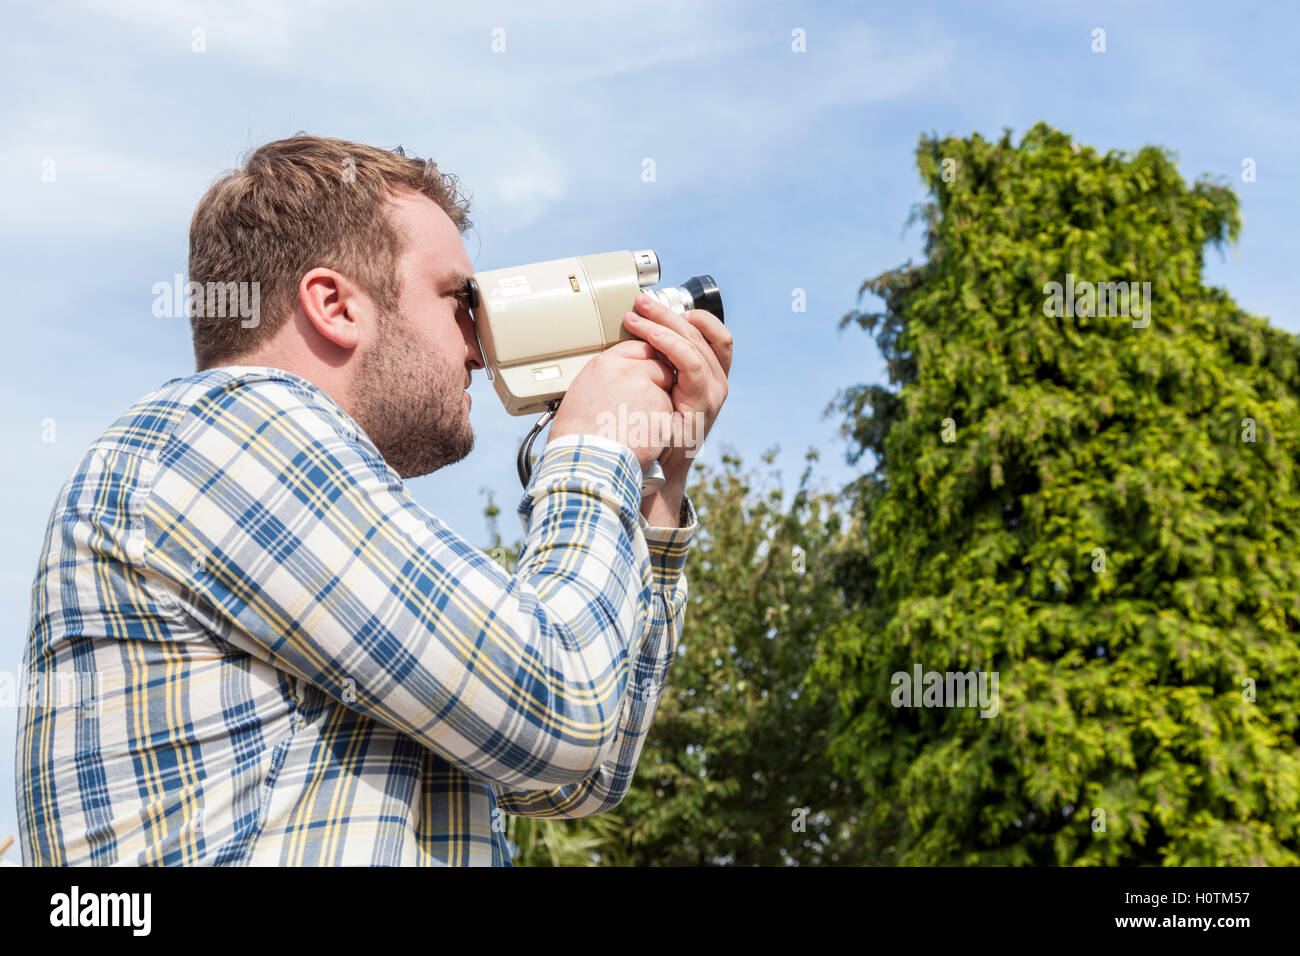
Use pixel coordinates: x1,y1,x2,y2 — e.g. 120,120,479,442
16,367,697,866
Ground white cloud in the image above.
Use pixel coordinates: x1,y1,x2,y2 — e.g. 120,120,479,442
69,0,349,69
0,137,211,236
455,134,569,234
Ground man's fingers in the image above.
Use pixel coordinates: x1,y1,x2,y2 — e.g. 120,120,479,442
629,318,711,398
625,294,725,382
639,356,675,391
604,340,674,389
685,310,733,376
605,339,661,361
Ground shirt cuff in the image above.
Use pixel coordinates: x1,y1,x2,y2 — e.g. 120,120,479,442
639,493,698,591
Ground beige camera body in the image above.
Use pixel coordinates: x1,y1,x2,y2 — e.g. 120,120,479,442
469,249,719,416
467,249,722,492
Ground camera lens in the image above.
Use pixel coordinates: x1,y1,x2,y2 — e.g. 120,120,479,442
682,275,723,324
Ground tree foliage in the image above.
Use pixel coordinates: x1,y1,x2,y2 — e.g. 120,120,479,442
814,123,1300,865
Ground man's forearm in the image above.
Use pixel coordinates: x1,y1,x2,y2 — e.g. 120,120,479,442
492,571,687,818
494,491,698,817
640,480,687,528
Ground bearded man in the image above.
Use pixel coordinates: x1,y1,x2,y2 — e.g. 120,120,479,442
16,135,731,866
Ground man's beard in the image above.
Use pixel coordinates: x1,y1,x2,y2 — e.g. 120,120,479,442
351,307,474,479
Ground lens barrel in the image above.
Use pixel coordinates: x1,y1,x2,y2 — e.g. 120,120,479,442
683,275,724,323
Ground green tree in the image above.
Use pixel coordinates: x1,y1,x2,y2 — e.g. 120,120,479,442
814,123,1300,865
608,449,867,865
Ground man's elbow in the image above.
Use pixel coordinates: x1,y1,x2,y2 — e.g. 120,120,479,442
468,702,622,792
527,775,631,819
567,784,629,818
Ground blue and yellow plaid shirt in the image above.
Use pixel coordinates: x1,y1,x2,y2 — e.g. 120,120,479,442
16,367,697,865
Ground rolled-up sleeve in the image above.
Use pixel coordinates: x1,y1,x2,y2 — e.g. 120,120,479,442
493,475,697,818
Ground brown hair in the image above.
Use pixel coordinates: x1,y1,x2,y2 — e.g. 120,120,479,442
188,134,472,368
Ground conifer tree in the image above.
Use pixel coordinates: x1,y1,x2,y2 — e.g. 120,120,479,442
814,123,1300,865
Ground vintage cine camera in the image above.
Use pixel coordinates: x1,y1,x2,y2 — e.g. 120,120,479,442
464,249,723,496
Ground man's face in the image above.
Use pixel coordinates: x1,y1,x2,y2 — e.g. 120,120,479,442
353,191,484,479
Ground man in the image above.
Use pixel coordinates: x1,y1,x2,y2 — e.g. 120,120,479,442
16,135,731,866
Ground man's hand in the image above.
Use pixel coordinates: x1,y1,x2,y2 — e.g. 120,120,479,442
622,292,732,523
548,339,676,472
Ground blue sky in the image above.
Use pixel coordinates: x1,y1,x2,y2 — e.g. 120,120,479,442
1,0,1297,852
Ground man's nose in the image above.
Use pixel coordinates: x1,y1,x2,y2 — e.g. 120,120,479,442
459,312,485,371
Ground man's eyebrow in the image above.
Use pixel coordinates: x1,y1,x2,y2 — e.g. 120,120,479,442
441,269,474,291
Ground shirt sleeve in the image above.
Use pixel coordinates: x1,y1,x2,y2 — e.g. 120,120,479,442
141,378,675,792
492,487,697,818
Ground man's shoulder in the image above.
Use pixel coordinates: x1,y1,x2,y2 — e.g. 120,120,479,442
97,366,360,459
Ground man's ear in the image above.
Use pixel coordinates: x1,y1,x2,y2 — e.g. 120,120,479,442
298,267,370,352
